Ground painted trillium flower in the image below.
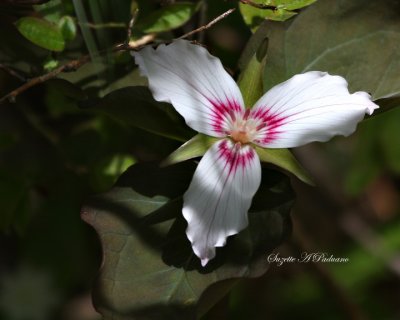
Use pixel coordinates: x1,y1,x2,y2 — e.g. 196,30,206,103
133,40,378,266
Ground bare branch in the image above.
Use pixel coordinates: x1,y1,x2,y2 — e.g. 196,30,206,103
0,64,27,81
239,0,278,10
126,8,139,45
0,8,235,104
178,8,236,39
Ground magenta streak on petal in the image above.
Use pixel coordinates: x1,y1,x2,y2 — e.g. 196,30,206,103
208,99,242,134
251,107,288,144
217,140,255,176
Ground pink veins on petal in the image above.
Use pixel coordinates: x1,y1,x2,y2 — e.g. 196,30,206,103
208,99,288,146
218,140,256,175
250,108,288,145
208,98,242,135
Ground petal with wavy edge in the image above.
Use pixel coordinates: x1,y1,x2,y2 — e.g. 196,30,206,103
133,40,244,137
183,139,261,266
250,71,379,148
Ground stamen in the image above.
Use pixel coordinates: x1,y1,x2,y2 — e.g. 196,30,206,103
229,109,236,122
243,109,250,120
256,122,267,130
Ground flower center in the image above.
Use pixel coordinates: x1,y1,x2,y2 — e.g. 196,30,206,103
228,109,261,144
230,129,250,144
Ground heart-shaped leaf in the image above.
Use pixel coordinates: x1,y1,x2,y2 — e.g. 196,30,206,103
263,0,400,103
15,17,65,52
81,162,294,319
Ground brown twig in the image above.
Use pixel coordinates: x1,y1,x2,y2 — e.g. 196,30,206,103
126,8,139,45
178,8,236,39
0,64,26,81
0,8,235,104
239,0,278,10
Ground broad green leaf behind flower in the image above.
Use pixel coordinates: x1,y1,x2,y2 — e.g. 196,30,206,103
82,162,294,319
263,0,400,102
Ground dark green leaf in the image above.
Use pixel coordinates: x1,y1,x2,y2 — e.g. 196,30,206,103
15,17,65,52
80,86,193,142
137,2,201,33
81,162,294,319
263,0,400,101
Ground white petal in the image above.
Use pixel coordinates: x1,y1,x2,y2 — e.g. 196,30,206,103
250,71,379,148
133,40,244,137
182,139,261,266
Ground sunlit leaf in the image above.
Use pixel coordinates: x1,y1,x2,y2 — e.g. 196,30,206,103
137,2,201,33
239,0,317,31
162,134,217,166
255,147,314,185
58,16,77,42
82,162,294,319
238,24,269,107
15,17,65,52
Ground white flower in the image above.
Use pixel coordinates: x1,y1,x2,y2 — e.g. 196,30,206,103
133,40,378,266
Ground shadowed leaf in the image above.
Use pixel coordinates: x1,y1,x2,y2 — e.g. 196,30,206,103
81,162,294,319
80,86,193,142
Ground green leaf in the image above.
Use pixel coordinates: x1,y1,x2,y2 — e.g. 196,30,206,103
15,17,65,52
263,0,400,101
34,0,63,24
276,0,318,10
239,0,317,31
58,16,77,42
80,86,193,142
238,23,269,107
162,134,218,166
240,4,296,31
255,146,314,185
81,162,294,319
137,2,201,33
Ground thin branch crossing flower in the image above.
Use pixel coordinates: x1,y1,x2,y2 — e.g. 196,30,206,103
133,40,378,266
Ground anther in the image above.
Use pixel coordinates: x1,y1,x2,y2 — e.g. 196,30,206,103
256,122,267,130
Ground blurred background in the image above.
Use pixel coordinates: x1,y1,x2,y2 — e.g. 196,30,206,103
1,0,400,319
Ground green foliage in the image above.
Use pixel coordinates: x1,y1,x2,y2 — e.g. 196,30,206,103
346,107,400,194
137,2,201,33
163,134,218,166
15,17,65,52
262,0,400,102
237,22,269,107
58,16,77,42
255,147,314,185
239,0,317,31
82,86,193,142
82,163,294,319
